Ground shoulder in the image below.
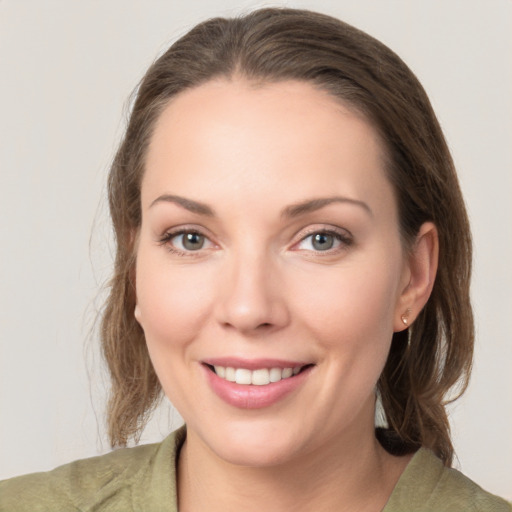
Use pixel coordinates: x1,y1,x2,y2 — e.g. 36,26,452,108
384,448,511,512
0,428,184,512
431,463,511,512
0,443,159,511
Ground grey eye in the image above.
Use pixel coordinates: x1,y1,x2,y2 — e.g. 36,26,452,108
311,233,335,251
180,232,205,250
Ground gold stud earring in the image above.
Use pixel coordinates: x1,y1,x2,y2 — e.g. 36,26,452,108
401,308,412,325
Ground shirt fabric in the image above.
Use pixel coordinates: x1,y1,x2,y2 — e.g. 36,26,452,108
1,426,509,511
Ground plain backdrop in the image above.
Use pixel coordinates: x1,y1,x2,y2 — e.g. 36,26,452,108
0,0,511,500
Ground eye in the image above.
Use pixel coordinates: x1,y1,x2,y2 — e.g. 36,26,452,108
160,229,214,253
177,232,206,250
295,229,351,252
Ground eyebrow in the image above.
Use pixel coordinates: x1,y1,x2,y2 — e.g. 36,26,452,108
149,194,372,218
281,196,373,218
149,194,215,216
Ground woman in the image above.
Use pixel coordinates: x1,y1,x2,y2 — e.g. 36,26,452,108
1,8,509,511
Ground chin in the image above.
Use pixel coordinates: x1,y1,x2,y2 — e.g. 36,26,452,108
214,438,301,468
194,418,310,468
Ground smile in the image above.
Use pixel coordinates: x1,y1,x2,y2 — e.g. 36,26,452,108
203,362,314,409
211,365,303,385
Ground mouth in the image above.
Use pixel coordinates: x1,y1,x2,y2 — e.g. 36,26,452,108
205,364,312,385
202,360,314,409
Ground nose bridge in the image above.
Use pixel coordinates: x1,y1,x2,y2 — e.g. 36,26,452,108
216,242,288,333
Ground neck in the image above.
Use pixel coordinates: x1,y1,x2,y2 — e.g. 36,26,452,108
177,419,411,512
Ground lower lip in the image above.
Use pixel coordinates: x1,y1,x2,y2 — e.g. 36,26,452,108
203,365,312,409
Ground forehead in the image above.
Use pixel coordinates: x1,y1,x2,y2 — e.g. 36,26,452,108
142,79,394,219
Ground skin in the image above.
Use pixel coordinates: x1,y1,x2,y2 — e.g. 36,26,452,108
134,79,438,511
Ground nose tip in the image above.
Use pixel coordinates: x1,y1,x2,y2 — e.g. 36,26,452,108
215,258,289,335
220,305,279,334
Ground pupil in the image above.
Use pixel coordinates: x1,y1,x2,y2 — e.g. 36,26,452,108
313,233,334,251
183,233,204,250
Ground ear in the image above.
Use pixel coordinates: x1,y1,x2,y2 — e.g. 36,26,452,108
130,228,143,325
134,303,142,324
394,222,439,332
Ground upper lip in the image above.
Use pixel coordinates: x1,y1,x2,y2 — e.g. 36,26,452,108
202,357,311,370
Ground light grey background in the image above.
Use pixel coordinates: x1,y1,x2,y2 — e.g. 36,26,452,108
1,0,511,499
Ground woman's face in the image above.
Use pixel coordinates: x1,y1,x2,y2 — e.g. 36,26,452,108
135,79,411,466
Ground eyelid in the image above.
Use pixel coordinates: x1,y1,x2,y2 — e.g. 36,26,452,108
291,225,353,252
156,223,352,256
157,225,217,255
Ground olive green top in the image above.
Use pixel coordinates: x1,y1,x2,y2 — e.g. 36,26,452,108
1,427,509,511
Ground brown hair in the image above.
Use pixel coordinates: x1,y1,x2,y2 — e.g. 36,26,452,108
101,8,473,465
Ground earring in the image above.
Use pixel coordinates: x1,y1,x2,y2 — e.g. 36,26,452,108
401,308,412,325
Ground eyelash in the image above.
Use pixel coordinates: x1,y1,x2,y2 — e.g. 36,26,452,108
158,226,353,256
293,227,353,254
158,228,213,256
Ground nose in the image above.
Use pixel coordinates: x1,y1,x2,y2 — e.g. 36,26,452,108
215,252,290,335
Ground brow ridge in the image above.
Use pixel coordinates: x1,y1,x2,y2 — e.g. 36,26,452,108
149,194,371,218
282,196,372,218
149,194,215,216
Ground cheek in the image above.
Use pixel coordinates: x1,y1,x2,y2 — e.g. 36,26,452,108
290,256,401,365
134,250,219,409
135,251,215,349
297,265,398,332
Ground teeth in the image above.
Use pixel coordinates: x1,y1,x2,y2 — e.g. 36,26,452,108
282,368,293,379
269,367,282,382
212,365,303,385
214,365,226,378
251,368,269,385
235,368,252,385
225,367,236,382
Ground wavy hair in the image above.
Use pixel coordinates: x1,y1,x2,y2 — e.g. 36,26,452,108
101,8,473,465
